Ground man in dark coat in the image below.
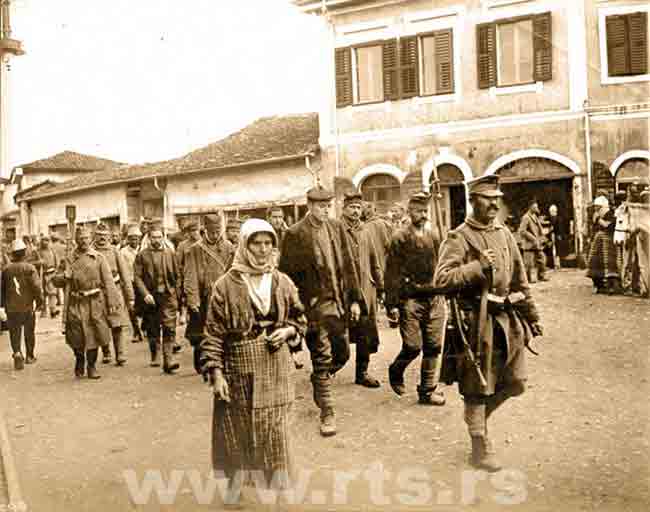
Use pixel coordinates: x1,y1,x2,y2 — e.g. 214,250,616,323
279,185,362,437
53,227,121,379
134,224,181,374
341,192,383,388
1,239,43,370
175,219,201,336
184,213,235,374
93,223,133,366
434,175,543,471
362,202,393,272
384,192,447,406
518,198,548,282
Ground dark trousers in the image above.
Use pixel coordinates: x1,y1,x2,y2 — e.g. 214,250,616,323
305,314,348,375
396,297,445,362
7,311,36,357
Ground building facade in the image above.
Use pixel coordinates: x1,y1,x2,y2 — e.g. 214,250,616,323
296,0,649,264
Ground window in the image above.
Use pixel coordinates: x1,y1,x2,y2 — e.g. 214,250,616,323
497,19,533,86
477,11,552,89
334,29,454,106
605,12,648,77
355,45,383,103
361,174,401,214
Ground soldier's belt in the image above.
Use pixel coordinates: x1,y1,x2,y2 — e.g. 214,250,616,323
71,288,101,298
460,292,527,314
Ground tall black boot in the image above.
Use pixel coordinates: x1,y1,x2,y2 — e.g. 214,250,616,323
87,349,101,379
149,338,161,367
74,349,85,378
101,344,112,364
355,353,380,388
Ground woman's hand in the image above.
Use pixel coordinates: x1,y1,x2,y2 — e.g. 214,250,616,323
210,369,230,403
267,326,296,352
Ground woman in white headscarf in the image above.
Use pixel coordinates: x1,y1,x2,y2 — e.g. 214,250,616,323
200,218,306,504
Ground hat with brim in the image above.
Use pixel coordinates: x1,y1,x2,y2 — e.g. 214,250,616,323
306,185,334,202
203,214,222,227
408,192,432,205
226,218,242,230
343,191,364,206
95,223,111,236
467,175,504,197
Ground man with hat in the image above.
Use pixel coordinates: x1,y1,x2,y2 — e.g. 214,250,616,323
433,174,543,471
384,191,448,406
341,191,383,388
53,226,122,379
120,224,144,343
225,217,242,246
184,213,235,373
134,223,181,373
174,219,201,327
93,222,134,366
279,185,362,437
38,234,60,319
140,218,175,251
0,239,44,370
518,197,548,283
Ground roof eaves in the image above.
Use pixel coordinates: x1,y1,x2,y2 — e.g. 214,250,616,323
18,150,318,204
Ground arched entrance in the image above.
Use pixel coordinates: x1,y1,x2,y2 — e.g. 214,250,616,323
428,164,467,231
494,157,577,265
360,173,402,215
614,158,649,198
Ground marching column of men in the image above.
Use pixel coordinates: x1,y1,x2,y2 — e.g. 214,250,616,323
6,173,544,470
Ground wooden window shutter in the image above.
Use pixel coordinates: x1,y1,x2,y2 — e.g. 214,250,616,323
606,15,630,76
335,47,352,107
533,11,553,82
382,39,399,101
477,23,496,89
435,29,454,94
400,36,419,98
628,11,648,75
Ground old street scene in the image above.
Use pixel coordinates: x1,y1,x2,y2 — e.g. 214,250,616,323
0,1,649,511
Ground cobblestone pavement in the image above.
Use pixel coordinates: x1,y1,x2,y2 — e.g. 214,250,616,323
0,269,648,511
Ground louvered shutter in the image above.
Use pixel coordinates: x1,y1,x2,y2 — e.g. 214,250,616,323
477,23,497,89
400,36,419,98
628,11,648,75
382,39,399,101
435,29,454,94
335,47,352,107
533,11,553,82
606,15,630,76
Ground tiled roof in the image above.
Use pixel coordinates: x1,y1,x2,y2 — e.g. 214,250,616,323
14,151,124,171
17,113,319,202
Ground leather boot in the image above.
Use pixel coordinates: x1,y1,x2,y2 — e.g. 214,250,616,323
149,338,161,367
162,337,179,374
87,349,101,379
417,356,445,406
74,350,85,378
470,436,502,472
388,357,410,396
113,328,127,366
101,344,112,364
13,352,24,371
311,373,336,437
355,356,380,388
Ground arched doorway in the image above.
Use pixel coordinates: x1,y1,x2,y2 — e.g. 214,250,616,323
429,164,467,231
360,174,401,215
615,158,649,198
495,157,576,265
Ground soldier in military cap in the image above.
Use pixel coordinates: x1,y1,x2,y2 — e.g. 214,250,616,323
341,191,383,388
38,234,60,319
93,222,134,366
184,212,235,373
279,185,362,436
385,192,448,406
174,219,201,330
53,226,122,379
518,197,549,283
120,224,144,343
434,174,543,471
225,217,242,246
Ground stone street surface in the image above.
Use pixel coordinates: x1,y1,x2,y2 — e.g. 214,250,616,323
1,270,649,511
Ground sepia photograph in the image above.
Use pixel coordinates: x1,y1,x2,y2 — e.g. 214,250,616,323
0,0,648,510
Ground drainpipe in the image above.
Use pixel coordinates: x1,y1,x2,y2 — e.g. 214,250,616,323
580,99,593,267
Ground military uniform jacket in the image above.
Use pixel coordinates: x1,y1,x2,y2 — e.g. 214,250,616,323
1,261,43,313
364,216,393,272
134,246,179,300
384,224,441,310
279,215,361,316
518,211,544,251
95,244,133,327
184,237,235,311
433,218,540,394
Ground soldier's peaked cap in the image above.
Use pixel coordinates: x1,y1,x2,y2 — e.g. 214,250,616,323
226,218,242,229
408,192,432,205
182,220,199,231
343,191,364,205
95,222,111,235
467,175,504,197
306,185,334,202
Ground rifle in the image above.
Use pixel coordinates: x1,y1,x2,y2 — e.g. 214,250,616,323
61,205,76,334
430,162,488,389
